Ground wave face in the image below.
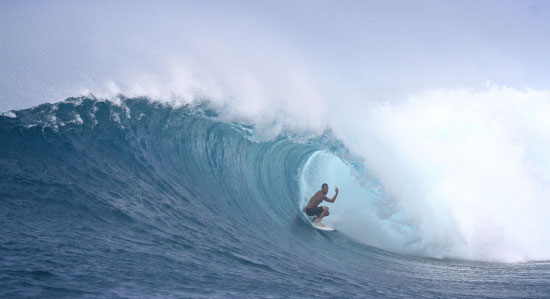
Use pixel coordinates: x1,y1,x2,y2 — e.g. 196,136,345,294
1,97,550,298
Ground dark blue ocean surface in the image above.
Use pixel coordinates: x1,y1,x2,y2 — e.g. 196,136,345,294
1,97,549,298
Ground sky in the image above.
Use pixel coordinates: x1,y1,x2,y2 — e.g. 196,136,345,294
1,0,549,111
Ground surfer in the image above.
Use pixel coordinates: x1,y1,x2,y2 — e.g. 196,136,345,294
303,183,338,227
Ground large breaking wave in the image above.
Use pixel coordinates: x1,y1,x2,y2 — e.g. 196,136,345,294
2,96,550,297
3,92,550,264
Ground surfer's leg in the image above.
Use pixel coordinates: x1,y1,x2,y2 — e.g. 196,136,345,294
316,206,329,226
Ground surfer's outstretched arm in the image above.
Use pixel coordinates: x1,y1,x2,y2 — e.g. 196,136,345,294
324,187,339,203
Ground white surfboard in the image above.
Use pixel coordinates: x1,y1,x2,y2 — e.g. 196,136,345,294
304,214,336,231
311,223,336,231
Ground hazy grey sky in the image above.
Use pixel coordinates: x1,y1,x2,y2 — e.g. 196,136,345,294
1,0,549,111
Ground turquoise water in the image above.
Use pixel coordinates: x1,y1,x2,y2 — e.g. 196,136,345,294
1,97,549,298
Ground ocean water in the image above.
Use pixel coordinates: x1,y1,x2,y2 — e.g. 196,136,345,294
1,97,550,298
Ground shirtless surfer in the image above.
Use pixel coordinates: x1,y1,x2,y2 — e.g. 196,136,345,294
302,183,339,227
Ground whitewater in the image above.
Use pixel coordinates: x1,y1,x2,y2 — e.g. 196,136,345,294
1,94,550,298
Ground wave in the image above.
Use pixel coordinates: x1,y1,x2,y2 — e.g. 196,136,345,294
3,96,550,297
3,93,550,264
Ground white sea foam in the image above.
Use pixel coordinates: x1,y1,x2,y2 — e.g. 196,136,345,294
302,87,550,263
72,113,83,125
2,111,17,118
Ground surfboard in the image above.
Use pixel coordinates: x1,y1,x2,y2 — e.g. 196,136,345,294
311,223,336,231
304,214,336,231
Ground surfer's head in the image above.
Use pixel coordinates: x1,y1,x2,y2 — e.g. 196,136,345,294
321,183,328,194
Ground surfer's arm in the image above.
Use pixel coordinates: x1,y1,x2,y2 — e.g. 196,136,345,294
324,187,339,203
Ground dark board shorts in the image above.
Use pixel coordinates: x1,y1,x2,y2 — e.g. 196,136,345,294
305,207,324,217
